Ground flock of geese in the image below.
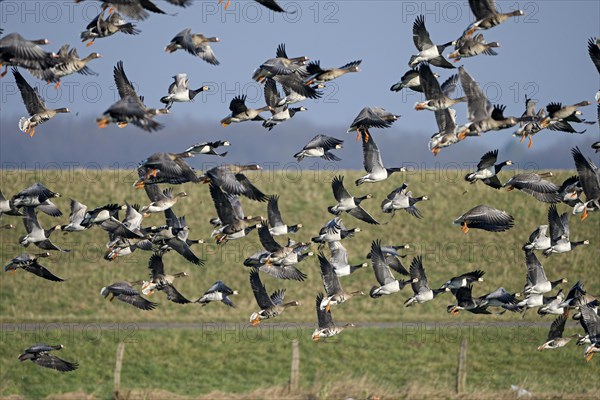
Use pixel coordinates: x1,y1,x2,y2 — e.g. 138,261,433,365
1,0,599,375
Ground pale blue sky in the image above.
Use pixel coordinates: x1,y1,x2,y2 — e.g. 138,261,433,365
0,0,599,168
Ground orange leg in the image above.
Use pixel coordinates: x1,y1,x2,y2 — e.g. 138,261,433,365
581,208,589,221
461,222,469,234
29,127,36,138
85,40,95,47
117,122,128,128
519,132,526,143
0,65,7,78
527,136,533,149
54,81,61,90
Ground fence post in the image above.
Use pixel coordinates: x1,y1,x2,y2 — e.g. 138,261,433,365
113,342,126,400
456,338,468,394
289,339,300,392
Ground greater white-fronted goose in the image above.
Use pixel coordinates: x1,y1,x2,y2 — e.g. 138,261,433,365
464,149,512,189
356,131,406,186
405,256,449,306
440,270,485,291
196,281,238,307
369,240,414,298
252,43,308,82
253,225,308,281
428,108,469,155
328,175,379,225
165,28,220,65
267,195,301,236
4,252,63,282
140,187,188,216
97,96,163,132
328,240,367,277
11,183,61,216
380,182,429,218
539,101,592,129
110,61,169,127
519,250,567,295
449,33,500,61
13,68,69,137
294,134,343,162
305,59,361,84
0,32,55,77
543,204,589,256
160,73,209,110
414,65,465,111
466,0,524,35
558,175,582,209
27,45,100,89
409,15,454,69
537,315,577,351
262,78,307,130
347,107,400,142
311,217,360,244
522,224,550,252
18,344,78,372
572,146,600,220
20,207,67,252
134,151,200,188
249,269,300,325
312,292,354,342
76,0,167,21
81,203,124,227
80,11,140,46
453,204,514,233
459,66,522,135
391,68,439,93
201,164,267,201
141,252,190,304
220,94,273,126
61,199,88,232
100,281,157,310
209,184,262,245
579,304,600,361
318,252,363,311
503,173,561,203
185,140,230,157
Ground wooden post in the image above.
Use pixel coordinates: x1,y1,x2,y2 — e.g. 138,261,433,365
289,339,299,392
113,342,126,400
456,338,468,394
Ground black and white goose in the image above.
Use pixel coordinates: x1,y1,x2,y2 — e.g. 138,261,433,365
380,182,429,218
267,195,302,236
11,182,61,217
356,131,406,186
579,304,600,361
328,240,367,277
522,224,550,252
543,204,589,256
262,78,307,131
464,149,512,189
160,73,209,110
408,15,454,68
311,217,360,244
195,281,238,307
440,270,485,291
519,250,567,295
294,134,343,162
20,207,67,252
369,240,415,298
405,256,449,306
328,175,379,225
185,140,230,157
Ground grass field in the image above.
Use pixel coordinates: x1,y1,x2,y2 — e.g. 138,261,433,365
1,168,599,398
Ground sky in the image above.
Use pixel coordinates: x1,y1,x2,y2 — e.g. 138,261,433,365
0,0,599,169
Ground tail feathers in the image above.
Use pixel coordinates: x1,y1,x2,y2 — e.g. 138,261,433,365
465,172,476,182
323,152,341,161
390,82,404,92
18,117,30,133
